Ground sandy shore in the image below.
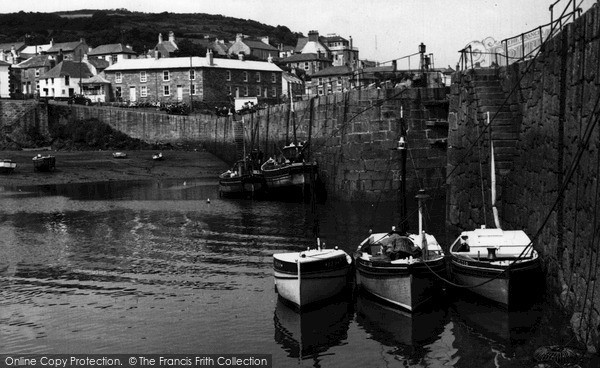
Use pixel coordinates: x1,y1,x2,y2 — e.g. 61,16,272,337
0,150,229,187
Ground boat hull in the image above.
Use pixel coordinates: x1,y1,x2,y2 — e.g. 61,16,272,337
262,163,318,197
0,160,17,174
273,250,350,308
32,156,56,172
355,256,446,312
218,174,266,197
449,255,541,307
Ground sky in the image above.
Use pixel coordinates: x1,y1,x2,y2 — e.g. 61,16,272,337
2,0,596,68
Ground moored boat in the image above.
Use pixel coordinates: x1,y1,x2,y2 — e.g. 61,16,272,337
354,117,446,312
32,154,56,172
449,227,540,307
448,112,541,307
0,159,17,174
218,158,266,198
261,142,319,199
273,242,352,308
113,152,127,159
152,152,163,160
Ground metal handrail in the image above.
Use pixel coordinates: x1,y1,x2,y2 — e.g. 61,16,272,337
456,1,582,70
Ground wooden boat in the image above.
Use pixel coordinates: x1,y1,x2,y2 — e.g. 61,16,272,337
273,240,352,308
0,159,17,174
152,152,163,160
32,154,56,172
354,122,446,312
260,142,319,199
218,159,266,198
112,152,127,159
448,112,541,307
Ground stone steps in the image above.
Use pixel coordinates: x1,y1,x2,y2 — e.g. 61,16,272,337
470,69,519,173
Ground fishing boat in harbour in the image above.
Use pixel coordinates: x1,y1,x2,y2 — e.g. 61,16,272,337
32,154,56,172
0,159,17,174
354,117,446,312
260,142,319,199
448,112,541,307
273,239,352,309
218,150,266,198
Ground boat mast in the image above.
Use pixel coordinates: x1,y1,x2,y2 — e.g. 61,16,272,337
488,111,501,229
415,189,429,259
398,106,408,233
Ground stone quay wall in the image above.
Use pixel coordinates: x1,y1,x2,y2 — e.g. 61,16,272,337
0,100,48,149
49,86,449,202
448,5,600,352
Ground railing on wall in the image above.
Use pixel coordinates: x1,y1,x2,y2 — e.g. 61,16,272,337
456,0,583,71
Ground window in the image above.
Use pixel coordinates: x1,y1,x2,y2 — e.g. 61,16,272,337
140,71,147,82
111,55,118,64
304,62,309,70
318,88,323,96
244,86,249,96
65,76,70,86
272,87,276,97
163,85,170,96
227,85,232,95
51,78,54,84
256,86,261,96
255,72,260,82
226,70,231,81
35,69,40,77
190,69,195,80
191,85,197,95
163,71,170,81
115,86,122,99
243,71,248,82
140,85,147,97
115,72,122,83
318,78,323,86
271,73,276,83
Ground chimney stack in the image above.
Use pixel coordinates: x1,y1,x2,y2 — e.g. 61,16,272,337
236,33,243,42
154,49,160,60
308,30,319,42
261,36,270,45
158,33,163,43
168,31,175,44
206,49,214,66
238,53,244,61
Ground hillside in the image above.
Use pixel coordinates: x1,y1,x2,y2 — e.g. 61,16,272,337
0,9,302,55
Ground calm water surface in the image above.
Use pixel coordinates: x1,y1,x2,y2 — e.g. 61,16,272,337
0,179,583,367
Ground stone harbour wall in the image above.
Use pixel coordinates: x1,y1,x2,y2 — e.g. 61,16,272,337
50,86,449,202
448,5,600,352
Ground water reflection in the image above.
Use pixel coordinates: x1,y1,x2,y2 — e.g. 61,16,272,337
356,295,451,365
273,298,352,362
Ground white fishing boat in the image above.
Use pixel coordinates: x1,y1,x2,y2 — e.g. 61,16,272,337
152,152,163,161
273,240,352,308
112,152,127,159
0,159,17,174
354,114,446,312
449,112,541,307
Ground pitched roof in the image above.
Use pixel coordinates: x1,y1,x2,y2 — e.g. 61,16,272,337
104,56,283,72
14,54,52,69
294,38,308,53
81,74,110,84
156,41,178,54
281,53,330,63
242,40,278,51
0,42,26,51
323,35,347,43
283,71,303,84
40,60,94,79
21,44,52,55
88,44,136,56
0,60,11,67
87,58,110,70
312,65,352,77
47,41,85,54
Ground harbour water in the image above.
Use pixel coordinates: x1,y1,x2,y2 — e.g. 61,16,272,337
0,179,590,367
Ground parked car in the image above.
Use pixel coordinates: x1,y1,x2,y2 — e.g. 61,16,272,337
68,95,93,106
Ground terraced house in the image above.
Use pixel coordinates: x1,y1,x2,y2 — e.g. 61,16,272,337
103,51,283,107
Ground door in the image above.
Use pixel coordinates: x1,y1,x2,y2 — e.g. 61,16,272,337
129,86,136,102
177,85,183,101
